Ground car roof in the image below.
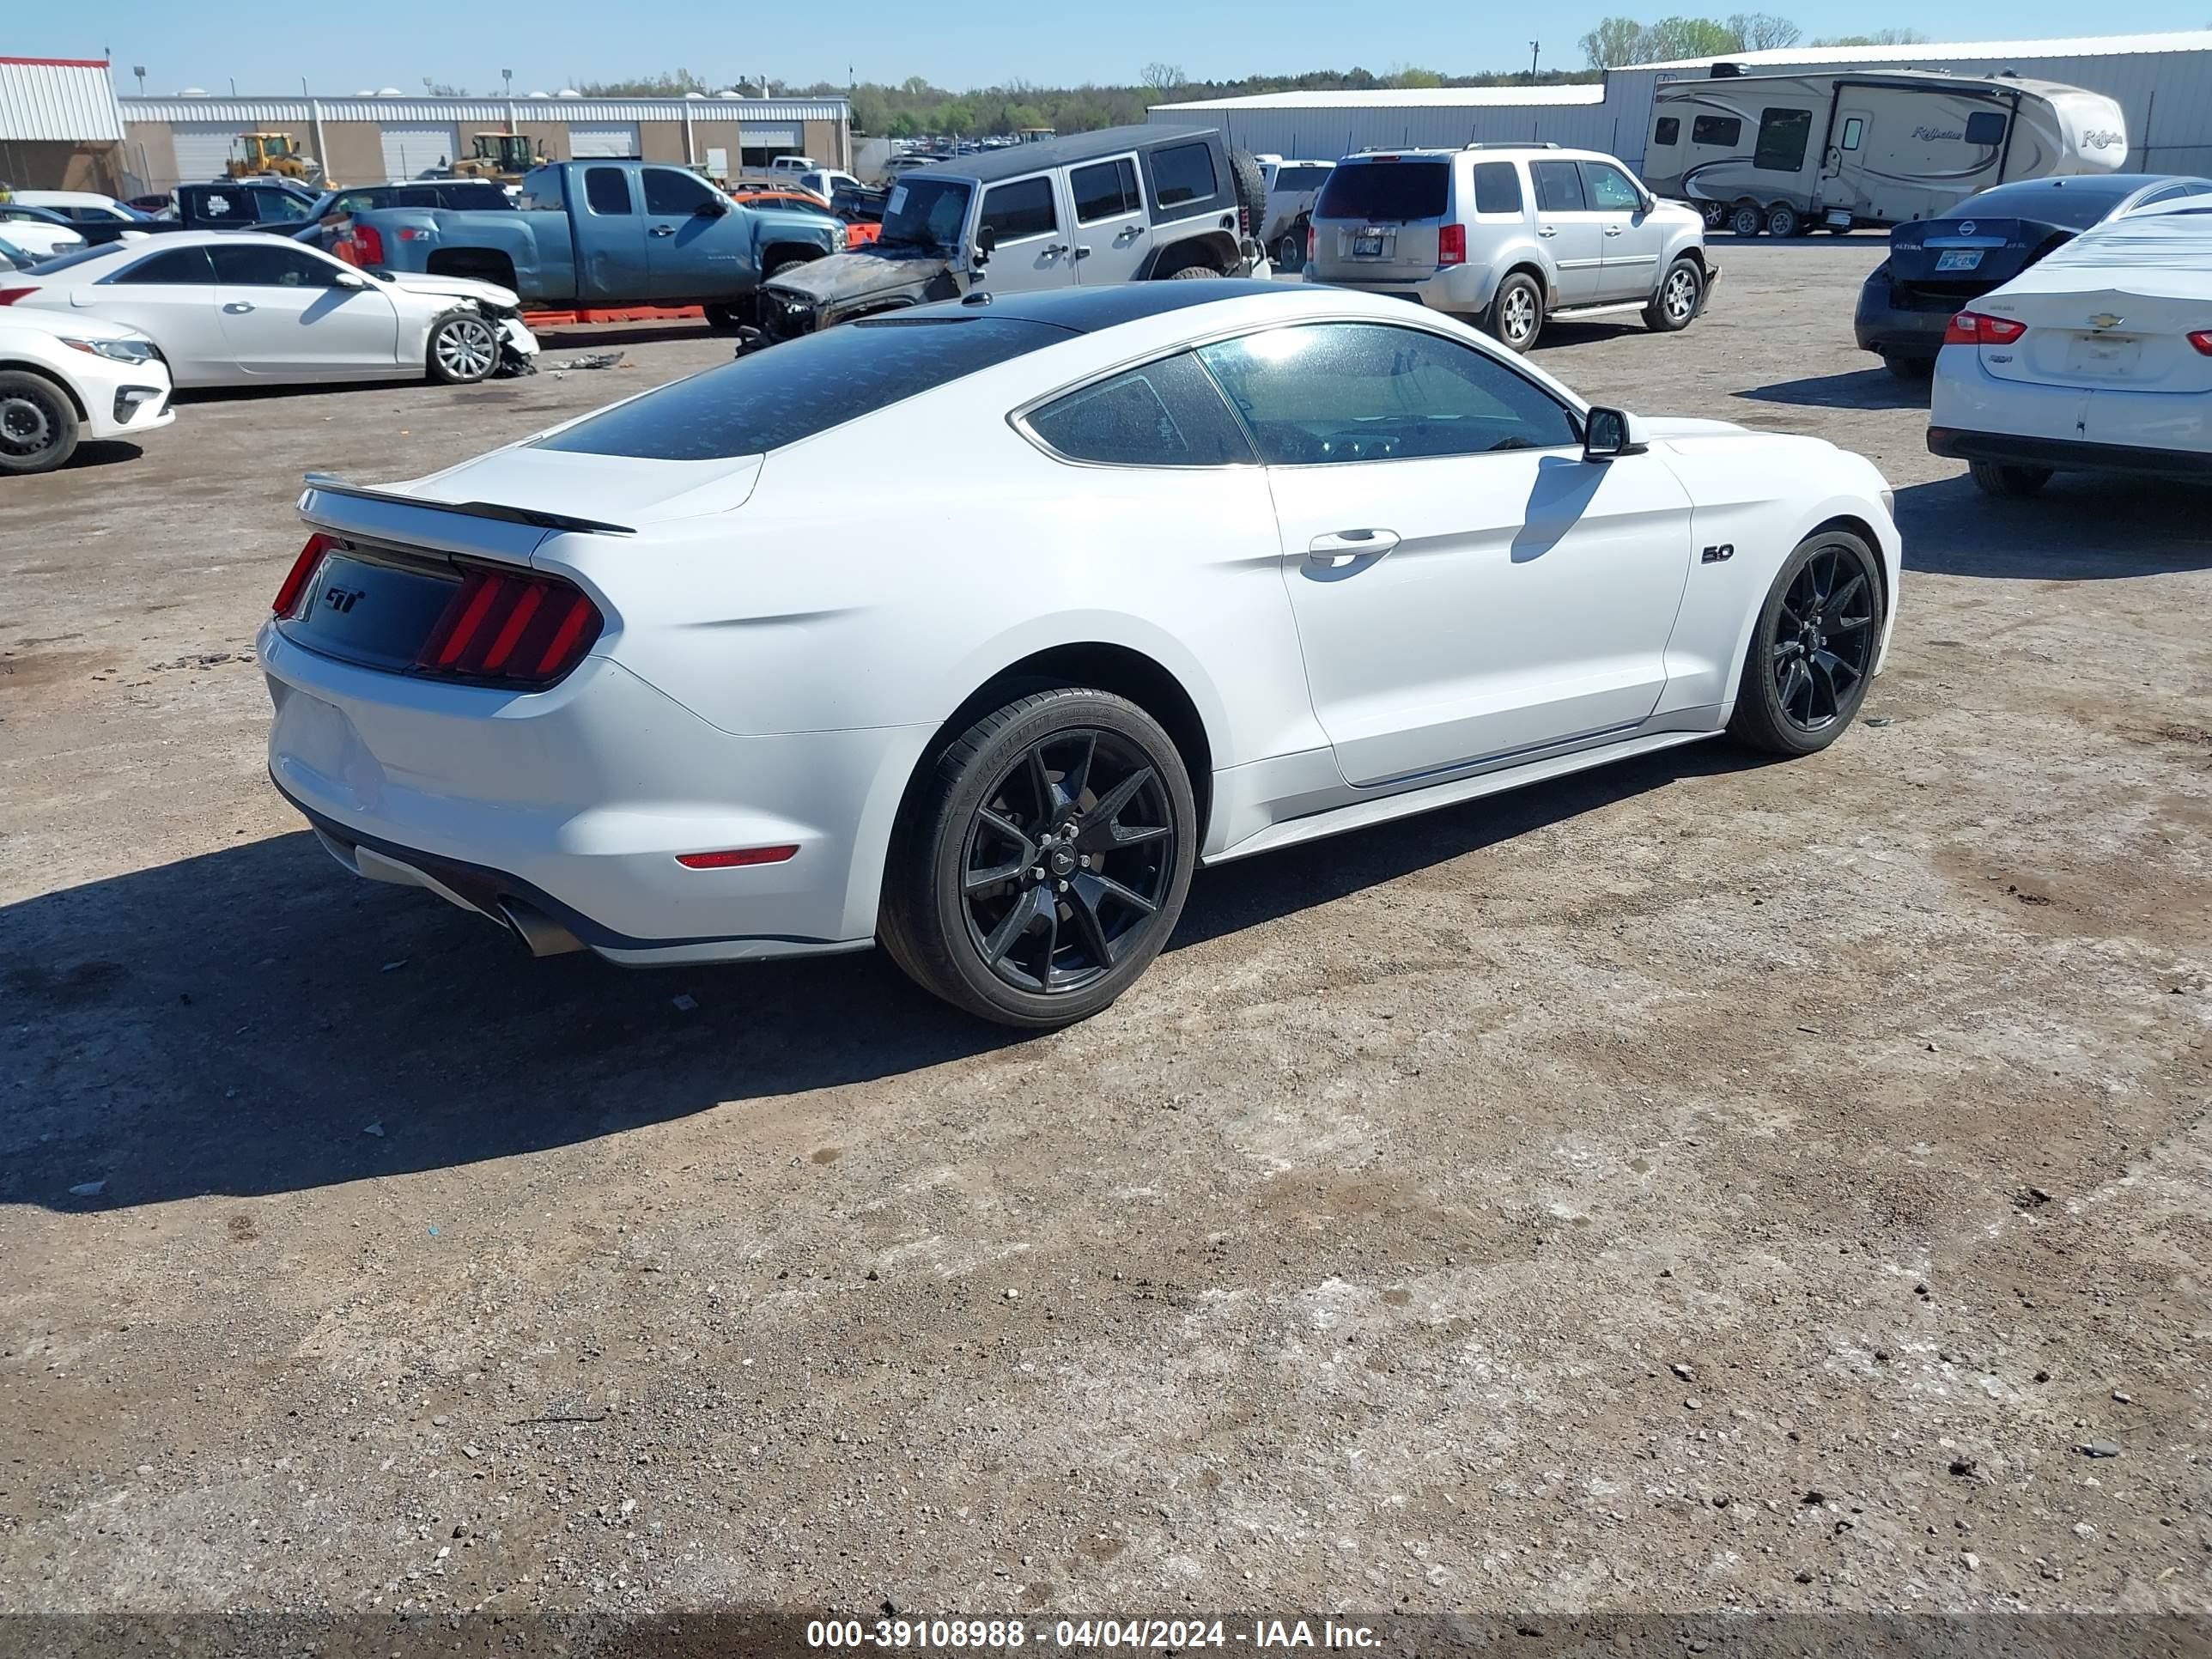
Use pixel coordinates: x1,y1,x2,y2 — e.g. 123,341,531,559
902,278,1338,334
1340,145,1601,163
915,125,1222,184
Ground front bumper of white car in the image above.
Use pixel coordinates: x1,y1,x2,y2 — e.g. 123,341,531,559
70,350,175,441
259,621,934,965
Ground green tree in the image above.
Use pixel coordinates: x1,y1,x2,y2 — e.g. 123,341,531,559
888,109,921,138
939,100,976,136
1641,15,1746,58
1728,10,1801,48
1392,66,1447,88
1580,16,1650,67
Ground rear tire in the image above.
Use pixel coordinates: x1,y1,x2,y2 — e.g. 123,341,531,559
426,309,499,385
879,688,1197,1030
1165,257,1224,278
1968,460,2053,498
0,370,81,475
1729,203,1764,238
1765,204,1802,239
1486,270,1544,352
1728,529,1885,757
1699,200,1729,231
1644,256,1702,331
1881,352,1933,381
1274,228,1305,270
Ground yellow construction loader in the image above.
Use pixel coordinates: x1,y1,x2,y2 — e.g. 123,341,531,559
452,133,551,185
226,132,323,183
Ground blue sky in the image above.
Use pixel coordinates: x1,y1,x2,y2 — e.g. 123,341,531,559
15,2,2207,93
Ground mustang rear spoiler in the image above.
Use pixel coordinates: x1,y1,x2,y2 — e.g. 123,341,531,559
300,473,636,536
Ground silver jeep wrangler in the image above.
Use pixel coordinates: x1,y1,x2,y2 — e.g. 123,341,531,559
755,124,1272,343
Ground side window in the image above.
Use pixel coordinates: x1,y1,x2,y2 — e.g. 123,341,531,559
1027,352,1255,468
334,191,382,214
1530,161,1588,213
1753,107,1814,172
1150,142,1218,210
1471,161,1522,215
211,242,342,288
395,186,442,209
255,192,313,223
584,167,633,216
1840,118,1864,152
1653,116,1680,146
1195,323,1579,465
1691,114,1741,148
1964,112,2008,148
1070,158,1142,223
1580,162,1644,211
642,167,716,215
112,245,217,285
980,176,1057,242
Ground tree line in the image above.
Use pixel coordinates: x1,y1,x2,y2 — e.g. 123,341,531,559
1577,15,1926,67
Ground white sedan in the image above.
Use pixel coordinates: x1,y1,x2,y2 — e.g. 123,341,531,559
260,283,1899,1027
0,309,173,474
0,230,537,389
1930,202,2212,495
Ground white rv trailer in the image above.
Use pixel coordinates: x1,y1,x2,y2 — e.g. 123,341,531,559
1641,68,2127,234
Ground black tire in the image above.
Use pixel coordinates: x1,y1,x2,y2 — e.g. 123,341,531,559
1274,226,1305,269
1644,256,1703,331
1728,529,1885,757
1729,203,1765,238
1881,352,1934,381
1968,460,2053,498
1227,148,1269,240
879,688,1198,1029
704,301,749,331
1165,257,1224,279
765,257,810,281
1699,200,1729,232
0,370,81,476
1486,270,1544,352
426,309,499,385
1765,203,1802,239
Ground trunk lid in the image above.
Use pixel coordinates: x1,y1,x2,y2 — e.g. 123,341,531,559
1975,285,2212,393
1886,217,2072,305
1311,157,1451,281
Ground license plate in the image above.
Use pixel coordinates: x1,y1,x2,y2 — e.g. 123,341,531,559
1352,229,1388,258
1936,249,1982,271
2066,333,2142,379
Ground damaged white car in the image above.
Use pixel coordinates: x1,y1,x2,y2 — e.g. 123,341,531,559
0,230,537,388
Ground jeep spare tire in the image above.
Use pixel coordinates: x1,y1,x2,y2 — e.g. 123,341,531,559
1228,148,1268,241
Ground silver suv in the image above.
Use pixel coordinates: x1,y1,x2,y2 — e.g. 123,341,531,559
1309,143,1716,351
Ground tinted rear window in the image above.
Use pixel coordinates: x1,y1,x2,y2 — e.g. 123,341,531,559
1950,179,2137,230
1151,143,1218,210
536,316,1070,460
1472,162,1522,215
1316,161,1450,222
1273,166,1333,191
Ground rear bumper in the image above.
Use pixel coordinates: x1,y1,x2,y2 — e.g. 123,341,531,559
1853,278,1969,359
260,623,933,963
1927,426,2211,483
1311,262,1498,316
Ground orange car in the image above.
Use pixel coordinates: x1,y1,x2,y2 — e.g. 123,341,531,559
725,180,882,245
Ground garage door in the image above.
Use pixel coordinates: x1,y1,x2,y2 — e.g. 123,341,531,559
380,123,462,180
568,121,639,158
171,123,242,185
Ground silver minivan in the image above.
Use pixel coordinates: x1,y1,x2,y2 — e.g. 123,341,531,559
1310,144,1714,351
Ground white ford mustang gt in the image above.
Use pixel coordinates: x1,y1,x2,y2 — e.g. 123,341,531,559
259,282,1899,1027
0,231,536,389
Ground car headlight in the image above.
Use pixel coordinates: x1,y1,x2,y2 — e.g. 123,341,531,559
62,336,156,363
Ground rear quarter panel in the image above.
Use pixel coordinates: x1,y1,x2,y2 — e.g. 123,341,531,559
356,207,572,303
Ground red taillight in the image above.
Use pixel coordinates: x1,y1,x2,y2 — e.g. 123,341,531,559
675,845,799,870
2189,330,2212,356
1305,223,1316,264
272,532,337,617
1437,223,1466,267
0,287,34,307
1943,310,2027,347
415,566,602,689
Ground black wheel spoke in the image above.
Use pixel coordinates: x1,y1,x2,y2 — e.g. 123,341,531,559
1062,731,1097,810
1085,820,1170,852
1808,653,1839,720
1830,573,1867,617
1024,744,1062,829
983,884,1049,969
1064,880,1117,969
1077,869,1158,917
1074,767,1154,844
1813,647,1860,693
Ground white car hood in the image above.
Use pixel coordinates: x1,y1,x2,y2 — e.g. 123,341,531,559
1639,416,1749,440
380,270,520,309
402,443,763,526
0,307,149,344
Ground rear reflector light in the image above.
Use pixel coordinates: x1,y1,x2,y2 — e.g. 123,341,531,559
2190,330,2212,356
1437,223,1466,266
1943,310,2027,347
344,225,384,267
0,288,34,307
675,845,800,870
415,566,603,688
1306,223,1316,264
272,532,337,617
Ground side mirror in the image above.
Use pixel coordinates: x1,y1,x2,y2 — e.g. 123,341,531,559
1582,405,1649,462
333,270,368,289
697,195,728,216
972,223,997,264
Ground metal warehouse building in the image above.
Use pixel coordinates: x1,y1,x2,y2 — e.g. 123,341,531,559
0,55,129,192
116,93,853,193
1152,29,2212,176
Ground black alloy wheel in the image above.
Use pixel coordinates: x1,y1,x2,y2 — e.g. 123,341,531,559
960,728,1176,996
880,687,1198,1028
1729,530,1884,757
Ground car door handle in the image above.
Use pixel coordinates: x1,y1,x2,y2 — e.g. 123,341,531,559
1307,529,1400,567
648,224,677,237
1043,243,1070,257
1603,225,1625,236
1537,226,1557,238
1073,245,1091,258
222,301,255,313
1116,226,1143,242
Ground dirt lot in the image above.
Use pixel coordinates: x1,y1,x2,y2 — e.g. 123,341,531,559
3,243,2209,1639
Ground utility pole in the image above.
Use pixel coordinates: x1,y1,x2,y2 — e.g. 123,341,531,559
1529,40,1541,78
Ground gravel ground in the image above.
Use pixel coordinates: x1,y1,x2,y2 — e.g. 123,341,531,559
3,243,2209,1638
